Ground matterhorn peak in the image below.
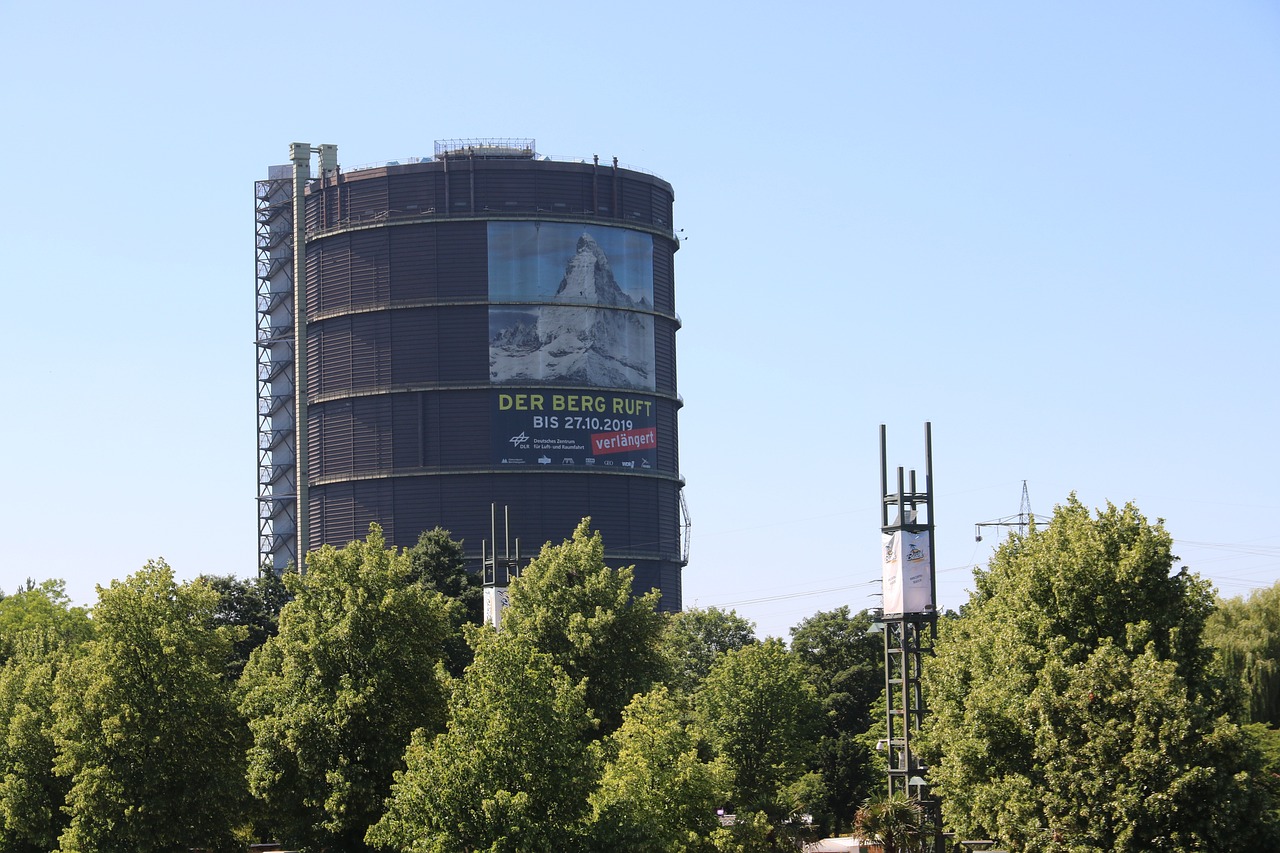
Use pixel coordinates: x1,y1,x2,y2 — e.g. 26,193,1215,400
554,231,629,306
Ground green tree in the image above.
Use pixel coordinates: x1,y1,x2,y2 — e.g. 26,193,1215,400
0,636,70,853
920,496,1278,852
587,685,730,852
1205,581,1280,725
695,638,822,827
53,561,247,853
498,518,667,733
0,581,93,852
199,565,290,679
239,524,453,852
405,526,480,678
0,579,92,664
368,628,600,853
853,793,928,853
662,606,758,695
789,606,883,835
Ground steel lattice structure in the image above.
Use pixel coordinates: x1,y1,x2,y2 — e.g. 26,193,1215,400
879,424,942,850
255,170,297,571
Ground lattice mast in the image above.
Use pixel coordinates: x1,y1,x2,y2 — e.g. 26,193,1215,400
255,168,296,571
255,144,336,574
879,423,939,815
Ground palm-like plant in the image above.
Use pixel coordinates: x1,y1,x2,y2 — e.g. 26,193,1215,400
853,793,928,853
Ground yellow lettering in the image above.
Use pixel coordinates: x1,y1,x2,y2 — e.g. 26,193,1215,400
553,395,566,411
531,394,544,411
499,394,514,411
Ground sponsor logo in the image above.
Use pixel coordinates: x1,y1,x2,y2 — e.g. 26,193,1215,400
509,432,530,447
537,455,551,465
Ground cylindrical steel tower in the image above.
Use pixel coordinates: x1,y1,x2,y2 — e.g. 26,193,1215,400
259,140,686,609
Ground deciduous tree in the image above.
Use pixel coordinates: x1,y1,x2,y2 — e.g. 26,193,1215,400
498,519,666,733
1205,581,1280,725
587,686,729,852
239,524,453,852
920,496,1278,852
0,637,68,853
405,526,480,678
695,638,822,824
789,606,883,835
53,562,247,853
0,579,92,664
368,628,600,853
662,606,758,695
199,566,289,679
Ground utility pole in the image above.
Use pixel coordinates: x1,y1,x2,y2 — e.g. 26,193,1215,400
974,480,1035,542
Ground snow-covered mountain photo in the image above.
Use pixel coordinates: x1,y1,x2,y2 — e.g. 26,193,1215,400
489,226,655,391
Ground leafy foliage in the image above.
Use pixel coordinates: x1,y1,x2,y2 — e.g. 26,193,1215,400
920,496,1278,852
0,644,67,853
0,579,92,664
789,606,884,834
1206,581,1280,725
662,606,758,695
239,524,453,852
368,628,600,853
587,686,730,852
199,565,289,679
498,518,667,734
405,527,481,678
853,793,928,853
53,561,247,853
695,638,822,822
0,580,94,852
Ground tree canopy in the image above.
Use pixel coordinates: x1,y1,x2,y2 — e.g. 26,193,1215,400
695,638,822,824
239,524,454,852
369,628,601,853
1205,581,1280,725
53,561,247,853
920,496,1278,852
497,518,667,734
405,526,481,678
662,606,758,695
0,579,92,664
587,686,730,853
789,606,883,835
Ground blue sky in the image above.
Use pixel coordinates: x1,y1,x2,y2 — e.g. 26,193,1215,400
0,1,1276,640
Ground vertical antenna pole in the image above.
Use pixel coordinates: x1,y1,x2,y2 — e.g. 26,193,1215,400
925,421,936,624
879,425,889,528
290,143,311,571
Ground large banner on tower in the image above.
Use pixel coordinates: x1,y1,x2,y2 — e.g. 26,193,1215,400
487,222,656,393
487,221,660,469
882,531,933,615
491,390,657,470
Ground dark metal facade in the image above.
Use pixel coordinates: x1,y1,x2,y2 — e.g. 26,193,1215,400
297,148,685,609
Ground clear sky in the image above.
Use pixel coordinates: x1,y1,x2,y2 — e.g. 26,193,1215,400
1,1,1276,641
